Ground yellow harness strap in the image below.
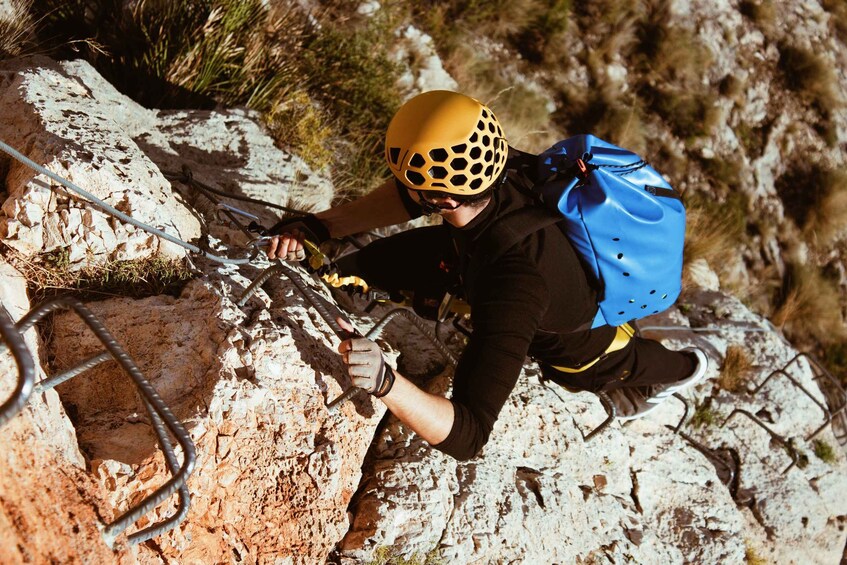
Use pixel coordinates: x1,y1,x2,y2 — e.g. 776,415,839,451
550,323,635,374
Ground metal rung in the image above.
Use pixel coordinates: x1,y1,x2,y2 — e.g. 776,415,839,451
2,297,196,546
0,304,35,427
721,408,799,475
751,353,834,442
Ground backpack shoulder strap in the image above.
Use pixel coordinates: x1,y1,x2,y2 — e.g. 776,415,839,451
470,206,562,273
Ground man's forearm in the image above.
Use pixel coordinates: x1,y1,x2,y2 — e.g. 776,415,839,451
379,369,454,446
316,178,413,238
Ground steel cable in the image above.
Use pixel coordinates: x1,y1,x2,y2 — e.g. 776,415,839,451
0,139,253,265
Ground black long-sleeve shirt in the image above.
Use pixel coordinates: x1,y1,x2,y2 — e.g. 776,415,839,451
397,176,616,460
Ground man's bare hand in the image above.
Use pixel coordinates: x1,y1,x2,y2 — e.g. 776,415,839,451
266,229,306,261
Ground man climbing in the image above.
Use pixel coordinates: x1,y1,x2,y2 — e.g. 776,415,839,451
266,90,708,461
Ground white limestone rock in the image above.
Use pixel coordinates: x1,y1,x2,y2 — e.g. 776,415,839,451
342,291,847,564
0,56,201,264
393,26,459,98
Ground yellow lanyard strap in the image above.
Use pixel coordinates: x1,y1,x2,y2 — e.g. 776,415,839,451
550,323,635,374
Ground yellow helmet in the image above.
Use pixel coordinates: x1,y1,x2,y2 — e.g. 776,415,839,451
385,90,509,196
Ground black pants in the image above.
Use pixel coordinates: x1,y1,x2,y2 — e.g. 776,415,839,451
338,226,695,393
540,338,696,393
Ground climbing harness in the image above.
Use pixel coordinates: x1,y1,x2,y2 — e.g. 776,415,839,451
547,323,635,374
0,299,195,547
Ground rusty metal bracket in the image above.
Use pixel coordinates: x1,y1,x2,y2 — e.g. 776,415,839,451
751,353,838,442
670,428,739,491
2,297,196,547
580,390,618,442
721,408,799,475
0,304,36,428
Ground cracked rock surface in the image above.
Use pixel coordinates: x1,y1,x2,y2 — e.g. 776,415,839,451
340,288,847,564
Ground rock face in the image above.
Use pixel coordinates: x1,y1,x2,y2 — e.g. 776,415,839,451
1,4,847,563
0,56,332,267
0,259,128,564
0,56,200,263
341,290,847,564
47,265,385,562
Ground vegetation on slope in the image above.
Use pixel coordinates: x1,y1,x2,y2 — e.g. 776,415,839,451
1,0,845,377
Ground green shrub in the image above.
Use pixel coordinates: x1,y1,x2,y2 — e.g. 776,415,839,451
29,0,404,193
691,403,717,428
30,0,309,110
264,90,335,171
812,439,837,464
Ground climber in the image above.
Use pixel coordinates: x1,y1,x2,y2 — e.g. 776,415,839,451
265,90,709,461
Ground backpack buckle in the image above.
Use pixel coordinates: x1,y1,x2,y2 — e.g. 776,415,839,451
575,158,589,180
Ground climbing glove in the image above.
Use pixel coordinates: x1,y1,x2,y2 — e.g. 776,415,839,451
267,213,330,243
344,337,396,398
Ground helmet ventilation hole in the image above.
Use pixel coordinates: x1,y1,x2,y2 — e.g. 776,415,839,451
406,171,425,186
410,153,425,167
429,166,448,179
429,148,448,162
389,147,401,165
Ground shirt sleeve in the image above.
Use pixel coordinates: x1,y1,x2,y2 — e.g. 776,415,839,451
394,177,424,220
432,249,549,460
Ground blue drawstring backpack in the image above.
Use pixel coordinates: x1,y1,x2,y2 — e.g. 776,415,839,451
477,134,686,329
537,135,686,327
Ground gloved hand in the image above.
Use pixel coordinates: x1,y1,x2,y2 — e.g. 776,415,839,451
267,213,330,242
338,335,396,398
266,214,329,262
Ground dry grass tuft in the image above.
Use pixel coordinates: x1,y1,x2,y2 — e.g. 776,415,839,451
778,41,842,120
822,0,847,43
264,90,334,171
444,45,561,152
5,245,194,301
776,163,847,244
803,168,847,246
739,0,776,34
745,542,768,565
0,0,35,58
633,4,715,140
772,260,846,347
719,345,753,392
412,0,571,62
683,192,747,274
